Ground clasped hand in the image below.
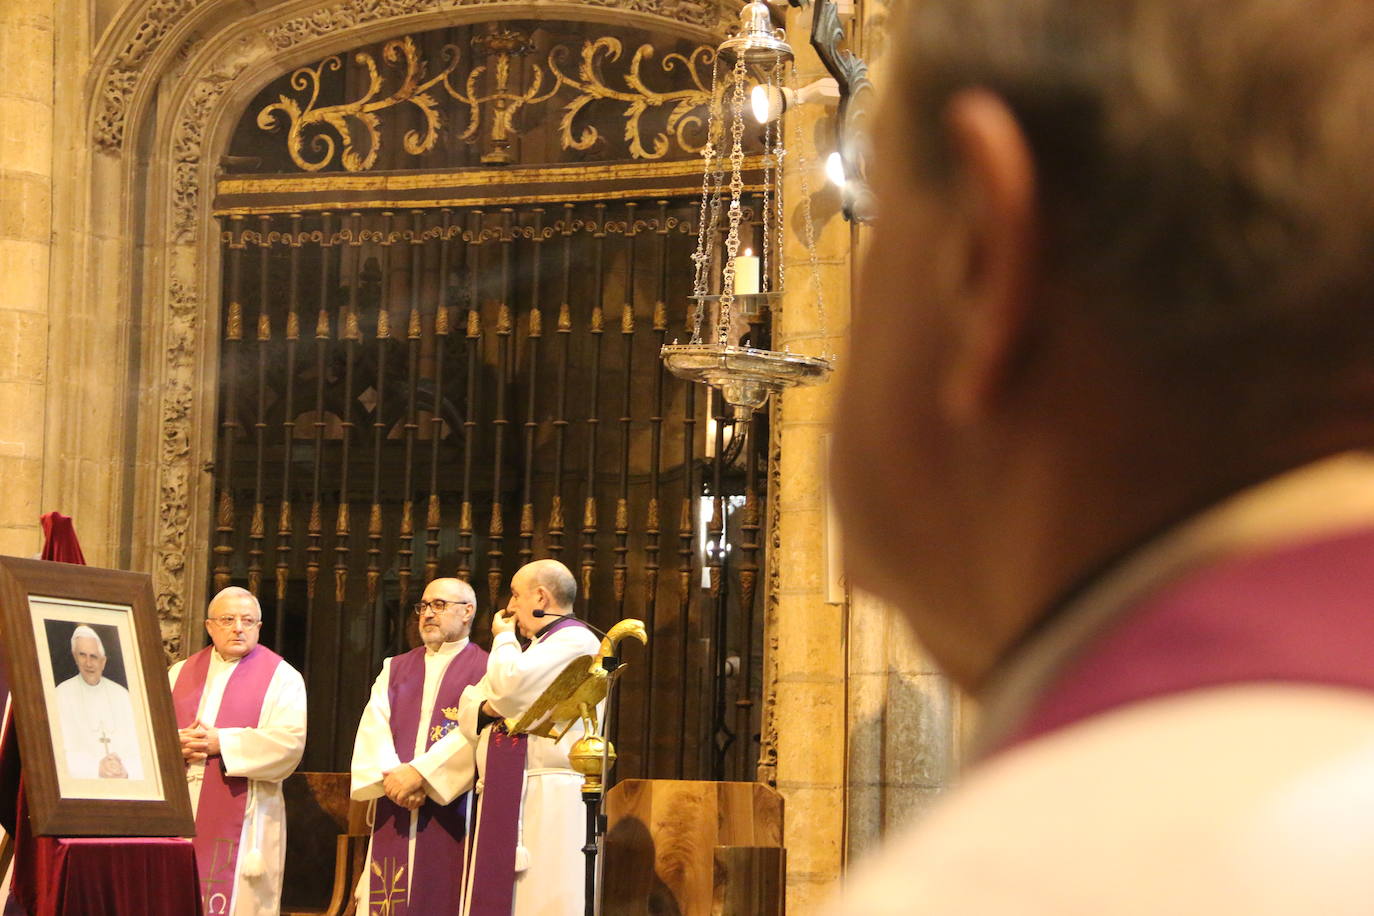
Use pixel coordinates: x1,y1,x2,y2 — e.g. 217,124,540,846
383,764,426,810
179,719,221,762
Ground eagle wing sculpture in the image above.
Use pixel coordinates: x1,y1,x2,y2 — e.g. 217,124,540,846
505,618,649,741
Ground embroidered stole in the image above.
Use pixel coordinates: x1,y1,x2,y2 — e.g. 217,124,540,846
369,641,488,916
172,645,282,916
464,616,590,916
999,528,1374,753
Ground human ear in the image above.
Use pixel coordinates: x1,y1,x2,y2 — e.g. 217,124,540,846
937,89,1038,423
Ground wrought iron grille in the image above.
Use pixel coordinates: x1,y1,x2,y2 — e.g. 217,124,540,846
209,201,767,780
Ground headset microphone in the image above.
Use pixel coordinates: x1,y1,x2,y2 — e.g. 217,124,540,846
525,610,621,671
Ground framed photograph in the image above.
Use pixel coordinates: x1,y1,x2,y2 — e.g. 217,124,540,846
0,557,193,836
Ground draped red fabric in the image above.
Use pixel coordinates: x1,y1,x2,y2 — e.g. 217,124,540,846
23,838,203,916
38,513,85,565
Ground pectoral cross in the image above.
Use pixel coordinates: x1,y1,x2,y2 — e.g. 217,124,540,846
98,725,111,757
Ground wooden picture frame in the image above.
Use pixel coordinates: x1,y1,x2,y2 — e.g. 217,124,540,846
0,557,194,836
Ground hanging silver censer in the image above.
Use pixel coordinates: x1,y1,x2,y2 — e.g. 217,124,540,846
660,0,833,420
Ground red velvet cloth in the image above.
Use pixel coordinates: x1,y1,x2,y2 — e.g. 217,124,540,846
38,513,85,565
17,837,203,916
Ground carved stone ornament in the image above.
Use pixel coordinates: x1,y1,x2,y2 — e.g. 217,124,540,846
155,277,201,655
265,0,724,52
154,57,250,650
95,0,210,152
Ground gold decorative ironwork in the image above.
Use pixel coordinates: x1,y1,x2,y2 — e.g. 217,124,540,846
257,36,451,172
550,39,715,160
254,30,716,172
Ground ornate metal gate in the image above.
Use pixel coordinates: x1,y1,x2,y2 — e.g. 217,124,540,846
207,21,768,780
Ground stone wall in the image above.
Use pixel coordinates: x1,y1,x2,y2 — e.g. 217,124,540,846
0,0,55,559
763,6,852,906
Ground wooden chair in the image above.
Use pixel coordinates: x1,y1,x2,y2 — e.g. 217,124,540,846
280,772,370,916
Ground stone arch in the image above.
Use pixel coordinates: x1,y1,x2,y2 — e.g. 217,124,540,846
79,0,731,653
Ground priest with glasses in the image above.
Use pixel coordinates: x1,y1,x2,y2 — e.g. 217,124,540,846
350,577,488,915
169,586,307,916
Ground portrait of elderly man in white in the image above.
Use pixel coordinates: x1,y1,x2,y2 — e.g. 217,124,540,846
53,624,144,780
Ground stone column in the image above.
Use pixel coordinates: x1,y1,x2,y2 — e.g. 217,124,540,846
762,5,853,908
0,0,54,558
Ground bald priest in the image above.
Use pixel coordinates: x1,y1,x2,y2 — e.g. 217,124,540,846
350,577,488,915
170,587,307,916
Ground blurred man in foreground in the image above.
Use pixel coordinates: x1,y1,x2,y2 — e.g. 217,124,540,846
829,1,1374,912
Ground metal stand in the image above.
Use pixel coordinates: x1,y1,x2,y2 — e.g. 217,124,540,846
568,655,626,916
581,789,601,916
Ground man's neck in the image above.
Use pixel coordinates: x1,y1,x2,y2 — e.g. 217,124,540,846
424,636,468,656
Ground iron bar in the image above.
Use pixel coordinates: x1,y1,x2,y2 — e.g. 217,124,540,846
306,213,333,611
708,388,735,779
458,210,483,584
213,217,246,594
397,210,425,613
735,417,761,780
611,202,638,768
519,209,545,568
425,210,454,585
547,204,575,558
335,213,364,608
330,212,364,762
580,204,608,619
641,201,670,776
274,213,304,650
366,212,394,635
613,202,637,618
675,310,698,779
248,216,271,598
488,209,515,611
736,202,765,779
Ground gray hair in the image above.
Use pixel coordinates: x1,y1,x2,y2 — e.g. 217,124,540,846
70,624,105,657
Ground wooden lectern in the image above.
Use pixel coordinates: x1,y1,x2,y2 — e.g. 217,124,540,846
601,779,785,915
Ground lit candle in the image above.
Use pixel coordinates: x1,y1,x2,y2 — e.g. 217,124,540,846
731,249,760,295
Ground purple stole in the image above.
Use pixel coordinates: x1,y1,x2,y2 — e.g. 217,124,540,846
369,641,488,916
999,527,1374,754
466,616,590,916
172,645,282,916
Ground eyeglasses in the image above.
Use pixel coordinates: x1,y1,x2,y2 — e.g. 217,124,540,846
413,599,472,617
209,615,261,629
